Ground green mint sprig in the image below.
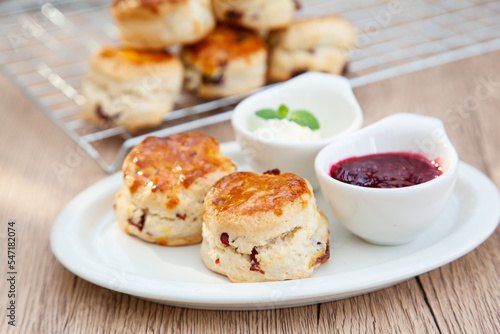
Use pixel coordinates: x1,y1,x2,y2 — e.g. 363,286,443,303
255,104,320,130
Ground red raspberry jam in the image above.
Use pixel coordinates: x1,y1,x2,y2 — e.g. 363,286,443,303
330,152,442,188
250,248,265,274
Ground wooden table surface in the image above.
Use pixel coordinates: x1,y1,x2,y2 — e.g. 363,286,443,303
1,51,499,333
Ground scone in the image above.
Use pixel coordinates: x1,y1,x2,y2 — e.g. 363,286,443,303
268,15,357,81
181,25,267,98
112,0,215,49
212,0,298,30
81,47,183,131
114,134,236,245
201,170,330,282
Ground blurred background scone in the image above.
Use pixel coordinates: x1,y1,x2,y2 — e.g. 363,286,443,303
181,25,268,98
81,47,183,131
114,134,236,245
268,15,357,81
212,0,298,30
201,171,330,282
112,0,215,49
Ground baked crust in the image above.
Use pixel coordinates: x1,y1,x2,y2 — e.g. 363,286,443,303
208,171,310,217
268,47,348,81
212,0,297,30
269,15,357,50
115,134,236,246
123,134,236,200
112,0,215,49
181,25,267,97
113,0,191,20
89,47,181,81
182,25,267,74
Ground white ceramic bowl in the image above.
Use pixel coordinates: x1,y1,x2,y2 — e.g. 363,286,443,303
231,72,363,189
315,113,459,245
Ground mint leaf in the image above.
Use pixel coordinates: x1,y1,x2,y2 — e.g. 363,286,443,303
278,104,289,117
289,110,320,130
255,105,320,130
255,109,285,120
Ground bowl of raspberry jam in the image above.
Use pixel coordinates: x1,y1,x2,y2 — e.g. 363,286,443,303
315,113,459,245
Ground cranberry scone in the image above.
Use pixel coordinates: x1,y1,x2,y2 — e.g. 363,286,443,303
201,170,330,282
268,15,357,81
114,134,236,246
181,25,268,98
212,0,298,30
81,47,183,131
112,0,215,49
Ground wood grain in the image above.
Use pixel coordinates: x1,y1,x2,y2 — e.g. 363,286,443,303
0,50,499,333
318,281,439,333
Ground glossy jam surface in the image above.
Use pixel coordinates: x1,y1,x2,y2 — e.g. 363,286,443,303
330,152,442,188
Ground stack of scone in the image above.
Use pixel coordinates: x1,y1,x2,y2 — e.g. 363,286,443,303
82,0,216,131
180,0,299,98
81,0,356,131
182,2,356,97
114,135,330,282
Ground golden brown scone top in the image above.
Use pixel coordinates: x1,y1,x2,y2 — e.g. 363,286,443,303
99,47,175,65
112,0,188,19
183,25,267,74
123,134,235,209
270,14,357,50
112,0,187,10
113,0,186,5
208,171,312,217
288,14,352,29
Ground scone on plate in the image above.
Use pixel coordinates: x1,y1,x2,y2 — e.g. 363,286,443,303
81,47,183,132
201,170,330,282
181,25,268,98
112,0,215,49
114,133,236,246
268,15,357,81
212,0,298,30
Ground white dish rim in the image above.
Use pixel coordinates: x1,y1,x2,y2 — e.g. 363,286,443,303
50,142,500,310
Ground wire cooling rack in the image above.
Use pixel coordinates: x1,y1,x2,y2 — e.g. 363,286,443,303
1,0,500,172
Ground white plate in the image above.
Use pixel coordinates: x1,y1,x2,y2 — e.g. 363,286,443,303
50,142,500,310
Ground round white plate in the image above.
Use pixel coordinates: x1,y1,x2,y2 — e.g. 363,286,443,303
50,142,500,310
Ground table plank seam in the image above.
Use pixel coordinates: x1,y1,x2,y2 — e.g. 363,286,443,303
416,276,442,334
